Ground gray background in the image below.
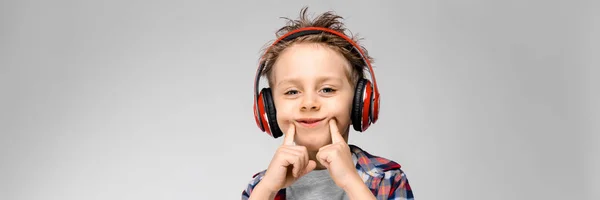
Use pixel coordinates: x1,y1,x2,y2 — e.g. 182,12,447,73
1,0,598,199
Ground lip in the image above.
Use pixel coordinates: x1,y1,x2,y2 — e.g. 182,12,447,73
295,117,326,128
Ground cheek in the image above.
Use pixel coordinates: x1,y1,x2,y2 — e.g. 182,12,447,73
324,96,354,124
328,102,351,118
273,99,294,127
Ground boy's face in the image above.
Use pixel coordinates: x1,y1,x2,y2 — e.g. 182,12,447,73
271,43,355,152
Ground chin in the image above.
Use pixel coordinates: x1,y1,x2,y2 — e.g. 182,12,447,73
295,129,331,151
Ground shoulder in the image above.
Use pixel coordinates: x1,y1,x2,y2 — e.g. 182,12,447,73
350,144,414,199
349,144,403,176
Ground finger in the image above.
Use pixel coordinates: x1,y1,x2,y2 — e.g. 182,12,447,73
279,147,302,158
283,153,302,178
329,119,344,144
318,144,333,152
280,148,304,177
293,146,310,176
283,123,296,146
286,146,309,167
292,148,307,178
316,151,330,169
301,160,317,176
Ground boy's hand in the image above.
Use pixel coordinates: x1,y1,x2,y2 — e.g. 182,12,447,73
259,123,317,193
316,119,362,190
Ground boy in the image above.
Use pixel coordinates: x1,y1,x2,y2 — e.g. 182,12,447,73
243,7,414,200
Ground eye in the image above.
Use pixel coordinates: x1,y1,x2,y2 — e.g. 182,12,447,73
284,89,299,95
320,87,336,93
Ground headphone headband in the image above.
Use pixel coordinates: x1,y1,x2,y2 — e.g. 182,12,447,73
253,27,380,131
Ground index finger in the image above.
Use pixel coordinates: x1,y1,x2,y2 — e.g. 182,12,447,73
283,123,296,146
329,119,344,144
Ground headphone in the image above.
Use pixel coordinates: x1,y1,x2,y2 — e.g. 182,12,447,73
253,27,380,138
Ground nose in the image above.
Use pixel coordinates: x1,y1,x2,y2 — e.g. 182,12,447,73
300,92,320,111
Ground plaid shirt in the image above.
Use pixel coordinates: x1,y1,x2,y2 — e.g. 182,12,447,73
241,144,414,200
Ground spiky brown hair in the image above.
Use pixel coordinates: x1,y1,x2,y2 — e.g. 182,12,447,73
259,6,374,88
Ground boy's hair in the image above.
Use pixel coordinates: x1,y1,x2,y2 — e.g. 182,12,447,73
260,7,374,88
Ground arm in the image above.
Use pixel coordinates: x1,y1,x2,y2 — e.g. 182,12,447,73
317,119,377,200
242,173,270,200
247,182,277,200
343,174,377,200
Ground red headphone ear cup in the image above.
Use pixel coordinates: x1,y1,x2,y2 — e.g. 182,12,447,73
256,89,269,132
260,88,283,138
361,81,373,131
352,79,369,132
371,91,380,123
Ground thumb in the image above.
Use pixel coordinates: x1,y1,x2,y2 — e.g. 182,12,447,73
301,160,317,176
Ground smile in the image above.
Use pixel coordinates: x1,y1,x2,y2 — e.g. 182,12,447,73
296,118,326,128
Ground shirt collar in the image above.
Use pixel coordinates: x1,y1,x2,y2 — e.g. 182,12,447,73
349,144,402,178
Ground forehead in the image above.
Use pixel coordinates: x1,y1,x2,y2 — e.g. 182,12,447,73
272,43,351,83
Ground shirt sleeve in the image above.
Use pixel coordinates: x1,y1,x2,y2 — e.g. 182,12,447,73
387,170,414,200
241,172,264,200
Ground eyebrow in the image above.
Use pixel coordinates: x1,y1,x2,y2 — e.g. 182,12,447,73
276,76,343,87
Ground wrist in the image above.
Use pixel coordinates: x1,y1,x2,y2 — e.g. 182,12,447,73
342,173,365,191
342,174,376,200
250,182,278,200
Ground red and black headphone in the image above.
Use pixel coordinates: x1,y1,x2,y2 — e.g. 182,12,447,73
253,27,380,138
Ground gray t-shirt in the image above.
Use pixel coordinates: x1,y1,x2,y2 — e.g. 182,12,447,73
286,169,350,200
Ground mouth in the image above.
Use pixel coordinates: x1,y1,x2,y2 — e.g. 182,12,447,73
295,117,326,128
